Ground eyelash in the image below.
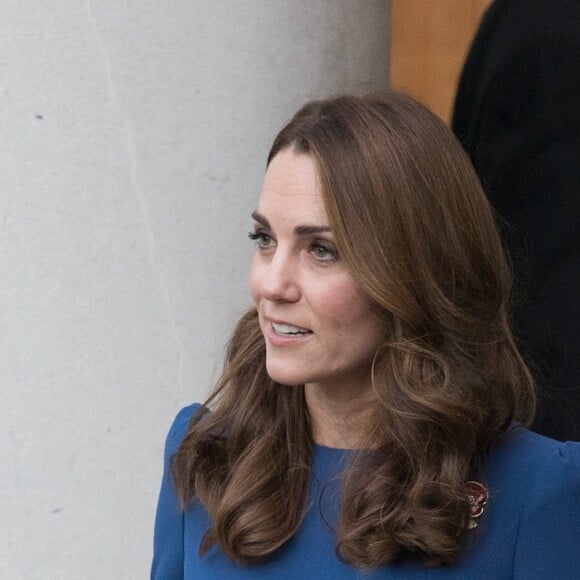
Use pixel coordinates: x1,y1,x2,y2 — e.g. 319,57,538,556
248,230,339,263
248,230,274,249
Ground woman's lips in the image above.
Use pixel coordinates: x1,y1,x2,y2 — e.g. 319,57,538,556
272,322,310,334
266,321,313,346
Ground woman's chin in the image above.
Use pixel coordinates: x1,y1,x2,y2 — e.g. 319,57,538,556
265,362,306,387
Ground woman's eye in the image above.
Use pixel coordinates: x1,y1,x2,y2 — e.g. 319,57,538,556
248,230,274,249
311,243,338,262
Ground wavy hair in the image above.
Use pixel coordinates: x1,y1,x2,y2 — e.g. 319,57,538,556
173,91,535,568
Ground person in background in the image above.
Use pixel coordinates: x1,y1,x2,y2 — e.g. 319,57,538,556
152,91,580,579
452,0,580,440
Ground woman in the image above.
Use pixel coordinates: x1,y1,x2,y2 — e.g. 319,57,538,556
151,91,580,579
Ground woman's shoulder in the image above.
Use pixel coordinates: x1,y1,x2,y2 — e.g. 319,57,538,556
164,402,204,454
458,425,580,577
483,423,580,521
481,425,580,577
488,423,580,473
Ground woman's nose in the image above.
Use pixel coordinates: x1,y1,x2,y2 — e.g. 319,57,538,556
258,249,301,303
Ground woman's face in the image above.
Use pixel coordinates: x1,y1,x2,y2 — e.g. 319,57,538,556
249,148,384,395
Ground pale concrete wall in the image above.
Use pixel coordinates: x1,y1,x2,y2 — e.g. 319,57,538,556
0,1,389,578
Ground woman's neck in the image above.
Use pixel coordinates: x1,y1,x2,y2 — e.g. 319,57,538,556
304,382,376,449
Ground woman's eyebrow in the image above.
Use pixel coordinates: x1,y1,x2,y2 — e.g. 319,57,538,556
251,211,270,228
294,224,332,235
251,211,332,236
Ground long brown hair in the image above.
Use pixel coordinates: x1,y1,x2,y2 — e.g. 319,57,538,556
173,91,535,567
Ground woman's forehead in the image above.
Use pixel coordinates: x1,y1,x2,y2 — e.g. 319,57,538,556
257,150,329,226
261,149,320,197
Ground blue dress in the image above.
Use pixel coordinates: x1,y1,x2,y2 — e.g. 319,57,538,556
152,404,580,579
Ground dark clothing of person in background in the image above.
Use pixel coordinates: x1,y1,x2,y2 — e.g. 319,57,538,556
452,0,580,440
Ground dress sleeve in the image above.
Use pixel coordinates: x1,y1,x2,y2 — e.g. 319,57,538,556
513,441,580,579
150,404,199,580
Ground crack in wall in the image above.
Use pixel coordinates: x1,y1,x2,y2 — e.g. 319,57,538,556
84,0,185,394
